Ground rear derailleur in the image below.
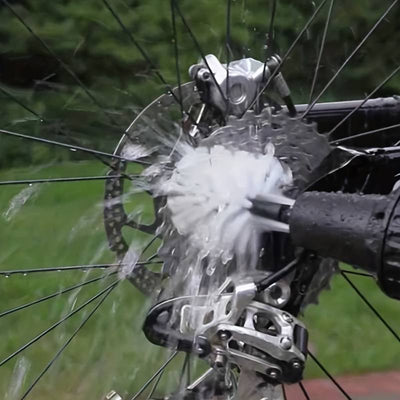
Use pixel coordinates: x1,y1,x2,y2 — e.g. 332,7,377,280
143,275,308,397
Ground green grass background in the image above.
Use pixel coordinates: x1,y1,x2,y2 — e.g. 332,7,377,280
0,161,399,399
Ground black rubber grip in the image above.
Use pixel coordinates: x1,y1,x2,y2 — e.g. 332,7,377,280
290,190,400,299
289,191,389,273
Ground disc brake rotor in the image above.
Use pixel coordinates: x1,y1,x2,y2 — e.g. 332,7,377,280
104,82,199,295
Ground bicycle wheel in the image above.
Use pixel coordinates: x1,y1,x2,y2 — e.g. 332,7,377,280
1,1,400,399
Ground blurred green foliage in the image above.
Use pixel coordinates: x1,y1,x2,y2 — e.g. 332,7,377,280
0,0,399,168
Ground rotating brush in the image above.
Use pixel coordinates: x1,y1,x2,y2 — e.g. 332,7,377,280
159,142,294,268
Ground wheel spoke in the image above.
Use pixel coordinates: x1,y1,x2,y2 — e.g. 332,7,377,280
145,253,160,263
145,260,163,266
330,123,400,145
340,270,400,342
1,84,139,176
145,369,165,400
170,0,184,119
299,381,311,400
328,64,400,137
102,0,186,115
267,0,278,54
186,354,191,386
125,219,158,235
308,0,335,104
225,0,232,114
168,2,186,156
303,0,399,117
1,0,116,124
244,0,329,115
341,270,373,278
173,0,228,107
0,128,149,167
256,257,300,291
0,85,43,122
262,0,278,109
308,350,352,399
0,175,132,186
129,351,179,400
0,261,160,277
178,353,191,389
137,113,188,156
144,260,163,265
101,0,164,82
19,284,116,400
0,280,119,367
262,0,278,84
141,236,160,256
0,264,119,276
0,271,116,318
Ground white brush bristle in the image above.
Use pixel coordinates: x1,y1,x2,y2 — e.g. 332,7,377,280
159,142,292,267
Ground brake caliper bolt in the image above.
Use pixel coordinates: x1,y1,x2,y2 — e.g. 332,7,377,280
282,313,293,323
194,344,205,355
214,353,227,369
267,368,280,379
280,336,292,350
292,360,302,369
194,336,211,357
201,70,211,80
218,330,230,341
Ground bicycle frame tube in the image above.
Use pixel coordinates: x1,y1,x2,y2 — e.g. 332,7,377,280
295,96,400,146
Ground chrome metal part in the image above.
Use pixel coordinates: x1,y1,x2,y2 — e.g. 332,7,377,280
236,370,284,400
189,54,293,117
266,55,291,99
260,281,291,308
228,348,282,376
104,391,123,400
215,301,306,383
181,367,237,400
144,280,306,384
189,54,268,116
187,368,215,391
180,278,257,338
